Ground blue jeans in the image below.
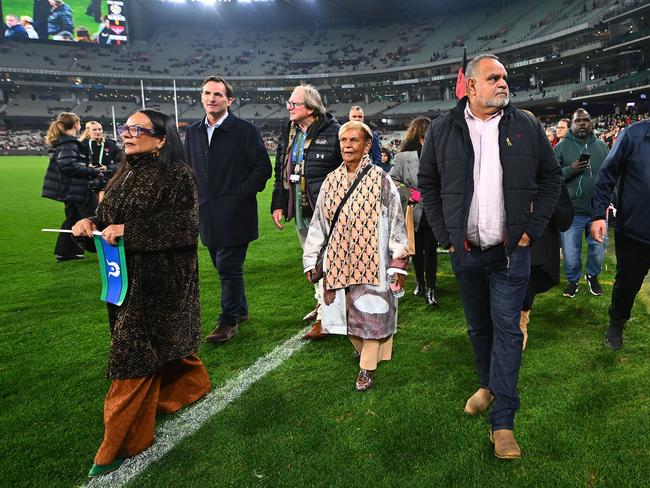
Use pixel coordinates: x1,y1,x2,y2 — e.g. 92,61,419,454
452,244,531,431
560,215,607,283
209,245,249,326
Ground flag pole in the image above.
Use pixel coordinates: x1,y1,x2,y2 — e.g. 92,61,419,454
140,79,146,110
173,79,179,127
111,105,117,140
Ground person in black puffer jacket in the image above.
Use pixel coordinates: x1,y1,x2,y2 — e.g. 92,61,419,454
271,84,342,339
42,112,105,261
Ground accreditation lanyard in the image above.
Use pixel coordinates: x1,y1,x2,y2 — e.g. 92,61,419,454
90,140,105,166
290,131,307,183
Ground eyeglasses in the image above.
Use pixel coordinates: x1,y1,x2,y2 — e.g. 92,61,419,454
117,124,158,138
285,100,306,110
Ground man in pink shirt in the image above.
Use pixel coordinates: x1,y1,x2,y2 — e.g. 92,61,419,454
419,54,561,459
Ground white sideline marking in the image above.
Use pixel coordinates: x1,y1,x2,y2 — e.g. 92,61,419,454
84,326,311,488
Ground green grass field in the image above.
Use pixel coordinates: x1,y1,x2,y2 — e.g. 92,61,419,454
1,156,649,487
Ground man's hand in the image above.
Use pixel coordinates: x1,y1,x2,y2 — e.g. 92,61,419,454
591,220,607,243
72,218,97,238
305,269,318,283
518,232,531,247
570,159,590,175
272,209,284,230
102,224,125,246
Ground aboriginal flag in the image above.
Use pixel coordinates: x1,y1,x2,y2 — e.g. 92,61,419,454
94,235,128,306
456,47,468,100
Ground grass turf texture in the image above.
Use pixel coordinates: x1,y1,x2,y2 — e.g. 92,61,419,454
0,155,648,487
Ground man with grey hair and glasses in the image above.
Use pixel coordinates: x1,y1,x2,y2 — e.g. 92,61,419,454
418,54,561,459
271,84,342,339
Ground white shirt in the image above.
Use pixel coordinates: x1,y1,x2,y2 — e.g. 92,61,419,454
464,105,506,249
204,112,229,144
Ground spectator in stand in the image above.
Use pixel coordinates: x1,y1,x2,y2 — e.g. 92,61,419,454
41,112,105,261
20,16,39,39
556,118,570,141
555,109,610,298
348,106,383,169
591,118,650,350
271,84,342,339
5,14,29,39
47,0,74,38
390,116,438,306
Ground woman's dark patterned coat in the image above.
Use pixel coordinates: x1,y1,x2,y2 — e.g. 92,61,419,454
92,153,201,379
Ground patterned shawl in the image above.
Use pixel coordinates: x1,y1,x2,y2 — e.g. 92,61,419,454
321,155,382,290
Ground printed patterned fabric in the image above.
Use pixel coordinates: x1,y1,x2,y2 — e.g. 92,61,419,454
320,155,382,289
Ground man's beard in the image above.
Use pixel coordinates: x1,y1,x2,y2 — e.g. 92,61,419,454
484,94,510,108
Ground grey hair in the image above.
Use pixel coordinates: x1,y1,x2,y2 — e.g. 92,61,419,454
349,105,363,113
339,121,373,142
465,54,501,79
294,84,326,117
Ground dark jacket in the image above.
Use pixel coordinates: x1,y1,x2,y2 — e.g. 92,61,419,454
91,154,201,379
530,184,574,290
418,97,562,256
41,135,99,204
554,130,609,215
271,113,342,217
47,4,73,36
591,120,650,244
185,113,272,249
83,138,124,190
5,24,29,39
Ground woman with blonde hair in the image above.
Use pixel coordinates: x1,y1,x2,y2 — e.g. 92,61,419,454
80,121,123,199
390,116,438,305
41,112,105,261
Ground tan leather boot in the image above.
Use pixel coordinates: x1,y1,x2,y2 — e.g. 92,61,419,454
302,320,327,340
464,388,494,415
490,429,521,459
520,310,530,351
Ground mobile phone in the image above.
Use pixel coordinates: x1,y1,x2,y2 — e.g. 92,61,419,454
579,153,591,162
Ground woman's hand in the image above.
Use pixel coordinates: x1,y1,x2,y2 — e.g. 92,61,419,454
72,218,97,238
102,224,125,246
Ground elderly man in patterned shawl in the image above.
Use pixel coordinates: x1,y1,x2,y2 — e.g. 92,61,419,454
303,121,409,391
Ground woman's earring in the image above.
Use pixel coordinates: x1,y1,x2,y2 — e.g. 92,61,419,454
154,147,160,158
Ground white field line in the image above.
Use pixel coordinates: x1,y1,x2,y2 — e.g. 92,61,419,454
83,326,311,488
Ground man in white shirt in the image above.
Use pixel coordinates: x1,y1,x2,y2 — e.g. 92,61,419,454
419,54,561,459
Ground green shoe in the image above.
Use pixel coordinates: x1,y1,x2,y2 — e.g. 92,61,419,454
88,458,124,477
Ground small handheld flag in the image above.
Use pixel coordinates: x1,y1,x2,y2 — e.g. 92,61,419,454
42,229,129,306
94,235,129,306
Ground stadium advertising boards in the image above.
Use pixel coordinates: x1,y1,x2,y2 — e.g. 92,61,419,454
3,0,128,45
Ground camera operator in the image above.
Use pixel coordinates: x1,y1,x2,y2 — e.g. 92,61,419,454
80,121,124,201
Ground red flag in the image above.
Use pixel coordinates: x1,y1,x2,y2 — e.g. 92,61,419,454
455,47,468,100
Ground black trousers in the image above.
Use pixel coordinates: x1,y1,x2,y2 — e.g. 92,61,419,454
609,231,650,324
54,195,97,258
413,218,437,288
209,245,249,327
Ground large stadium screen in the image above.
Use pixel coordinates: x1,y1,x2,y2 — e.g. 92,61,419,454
3,0,128,45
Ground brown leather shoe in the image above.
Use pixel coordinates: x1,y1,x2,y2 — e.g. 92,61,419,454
464,388,495,415
355,369,374,391
205,324,238,343
302,320,327,340
490,429,521,459
302,305,320,323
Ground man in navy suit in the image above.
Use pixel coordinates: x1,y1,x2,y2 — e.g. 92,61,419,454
185,75,272,343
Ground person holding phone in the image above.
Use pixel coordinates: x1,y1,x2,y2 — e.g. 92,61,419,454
554,109,610,298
